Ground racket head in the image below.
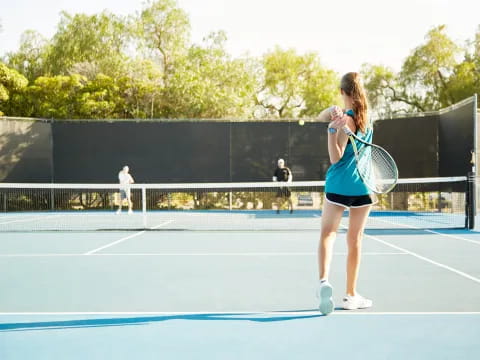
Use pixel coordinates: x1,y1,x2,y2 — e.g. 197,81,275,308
356,144,398,194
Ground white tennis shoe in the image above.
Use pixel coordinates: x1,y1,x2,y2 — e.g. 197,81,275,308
342,294,373,310
317,281,334,315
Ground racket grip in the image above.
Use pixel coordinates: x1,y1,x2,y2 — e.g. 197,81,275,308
342,126,354,136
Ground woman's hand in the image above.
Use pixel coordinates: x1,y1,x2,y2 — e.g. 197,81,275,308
330,106,343,119
329,106,347,130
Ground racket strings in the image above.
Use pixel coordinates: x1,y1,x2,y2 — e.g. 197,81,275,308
357,146,398,193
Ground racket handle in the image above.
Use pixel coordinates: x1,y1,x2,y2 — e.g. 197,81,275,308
342,126,354,136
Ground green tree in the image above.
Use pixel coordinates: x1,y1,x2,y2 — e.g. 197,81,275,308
118,59,163,118
26,75,86,118
361,63,404,118
3,1,347,121
76,74,122,119
255,47,339,118
47,11,129,77
362,25,479,117
444,61,479,103
135,0,190,85
300,66,340,118
162,31,257,118
6,30,50,82
0,64,29,116
445,26,480,103
400,25,461,110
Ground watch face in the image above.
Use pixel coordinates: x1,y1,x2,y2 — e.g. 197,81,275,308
328,127,337,134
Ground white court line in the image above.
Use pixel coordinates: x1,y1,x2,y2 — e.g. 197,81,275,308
0,311,479,316
83,220,173,255
337,222,480,284
0,214,62,225
84,232,145,255
0,252,408,258
148,219,175,230
0,214,35,220
365,232,480,284
374,218,480,246
424,229,480,245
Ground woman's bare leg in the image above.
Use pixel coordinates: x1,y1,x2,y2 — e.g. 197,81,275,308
318,200,345,280
346,205,371,295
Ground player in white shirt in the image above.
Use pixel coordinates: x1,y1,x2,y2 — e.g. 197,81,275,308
116,166,135,214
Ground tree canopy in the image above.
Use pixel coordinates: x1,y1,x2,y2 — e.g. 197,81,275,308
0,2,479,120
362,25,480,118
0,0,342,119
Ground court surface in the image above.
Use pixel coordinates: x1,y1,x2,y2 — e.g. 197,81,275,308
1,222,480,359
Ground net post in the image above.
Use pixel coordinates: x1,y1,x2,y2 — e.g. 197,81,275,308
467,172,475,229
142,186,147,229
50,188,54,211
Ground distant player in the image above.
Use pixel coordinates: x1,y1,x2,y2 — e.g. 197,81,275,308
116,166,135,215
273,159,293,214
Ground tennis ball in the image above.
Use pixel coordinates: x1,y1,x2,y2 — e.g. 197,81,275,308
298,120,305,126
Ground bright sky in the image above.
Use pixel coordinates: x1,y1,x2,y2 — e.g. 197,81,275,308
0,0,478,74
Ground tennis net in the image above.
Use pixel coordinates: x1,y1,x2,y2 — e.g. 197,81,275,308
0,177,470,231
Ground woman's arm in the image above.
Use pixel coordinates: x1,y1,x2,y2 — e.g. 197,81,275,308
317,106,338,122
327,115,356,164
327,128,347,164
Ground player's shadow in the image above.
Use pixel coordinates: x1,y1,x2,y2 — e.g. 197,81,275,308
0,310,330,332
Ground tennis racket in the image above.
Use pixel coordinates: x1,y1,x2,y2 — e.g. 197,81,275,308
343,126,398,194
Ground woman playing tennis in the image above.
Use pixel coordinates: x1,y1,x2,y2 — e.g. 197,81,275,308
316,72,373,315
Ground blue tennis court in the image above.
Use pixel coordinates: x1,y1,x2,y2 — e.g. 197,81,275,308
1,218,480,359
2,122,477,358
1,0,479,358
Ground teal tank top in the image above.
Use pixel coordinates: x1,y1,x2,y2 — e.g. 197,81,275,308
325,110,373,196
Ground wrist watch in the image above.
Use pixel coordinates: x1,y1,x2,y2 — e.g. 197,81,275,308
328,127,337,134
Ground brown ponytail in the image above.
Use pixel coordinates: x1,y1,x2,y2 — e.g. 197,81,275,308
340,72,369,133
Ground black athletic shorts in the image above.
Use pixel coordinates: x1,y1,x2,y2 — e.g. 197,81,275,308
276,187,291,198
325,193,373,208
